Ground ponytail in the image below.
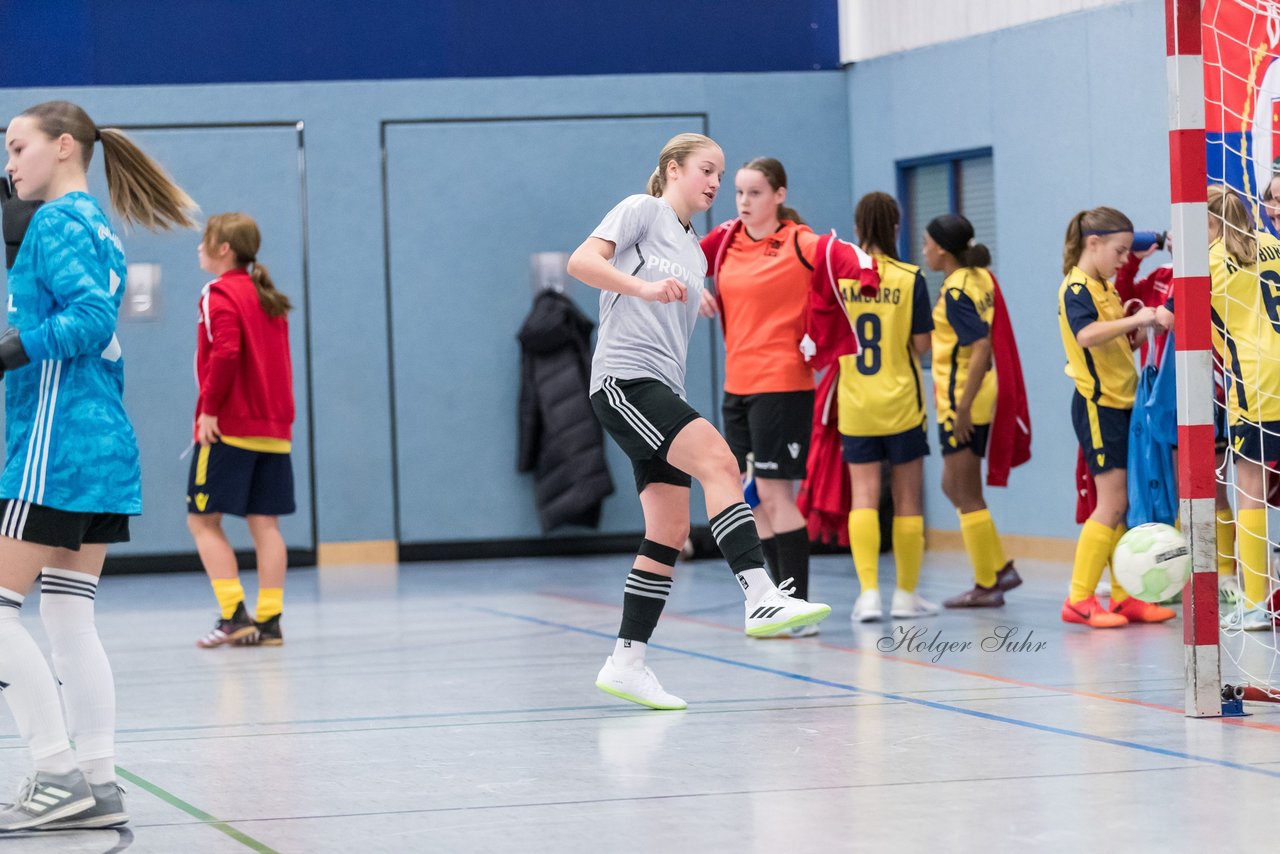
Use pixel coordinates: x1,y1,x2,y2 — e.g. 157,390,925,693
249,262,292,318
204,212,292,317
960,243,992,269
1207,184,1258,265
1063,206,1134,275
1062,211,1088,275
98,129,199,231
18,101,197,232
777,205,806,226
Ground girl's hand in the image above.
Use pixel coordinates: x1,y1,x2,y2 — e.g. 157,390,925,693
196,413,221,447
1132,306,1158,328
952,407,974,444
638,277,688,304
698,289,719,318
1155,305,1175,331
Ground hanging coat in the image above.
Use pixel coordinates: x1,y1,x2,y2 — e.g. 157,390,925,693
517,290,614,532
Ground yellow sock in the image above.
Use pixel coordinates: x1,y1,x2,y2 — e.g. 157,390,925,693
211,578,245,620
1238,508,1269,608
1069,519,1116,604
256,588,284,622
1216,509,1236,577
893,516,925,593
958,509,999,587
849,509,880,592
983,515,1007,572
1108,523,1130,604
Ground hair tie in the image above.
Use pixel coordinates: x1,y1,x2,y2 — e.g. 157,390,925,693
93,129,101,142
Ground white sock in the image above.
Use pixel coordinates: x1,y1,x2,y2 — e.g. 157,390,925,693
39,569,116,784
612,637,646,668
0,586,76,774
735,567,776,607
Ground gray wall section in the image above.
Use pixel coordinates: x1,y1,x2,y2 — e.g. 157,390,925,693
846,0,1169,540
0,71,855,552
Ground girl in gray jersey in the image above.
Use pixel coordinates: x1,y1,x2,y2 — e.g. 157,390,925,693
567,133,831,710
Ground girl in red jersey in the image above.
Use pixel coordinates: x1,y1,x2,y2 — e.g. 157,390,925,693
700,157,821,634
187,213,296,648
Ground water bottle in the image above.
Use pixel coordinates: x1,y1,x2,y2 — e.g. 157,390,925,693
1131,231,1167,253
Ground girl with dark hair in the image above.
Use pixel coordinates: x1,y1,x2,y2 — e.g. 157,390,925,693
922,214,1022,608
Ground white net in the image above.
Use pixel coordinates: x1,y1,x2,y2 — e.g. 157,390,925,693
1204,0,1280,704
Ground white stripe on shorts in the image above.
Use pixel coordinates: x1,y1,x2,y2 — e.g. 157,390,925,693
602,377,664,450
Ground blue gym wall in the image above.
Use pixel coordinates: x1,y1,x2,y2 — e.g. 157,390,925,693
0,72,853,556
0,0,1177,555
846,0,1168,541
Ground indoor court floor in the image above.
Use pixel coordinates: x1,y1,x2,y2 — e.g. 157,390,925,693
0,550,1277,853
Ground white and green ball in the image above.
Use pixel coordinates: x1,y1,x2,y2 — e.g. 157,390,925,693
1112,523,1191,603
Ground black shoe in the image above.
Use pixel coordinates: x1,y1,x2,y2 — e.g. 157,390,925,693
943,584,1005,608
995,562,1023,592
196,601,258,648
247,613,283,646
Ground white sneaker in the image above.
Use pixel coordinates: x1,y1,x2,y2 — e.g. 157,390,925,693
890,589,940,619
1218,574,1242,605
1220,605,1274,632
595,657,687,710
744,579,832,638
851,589,883,623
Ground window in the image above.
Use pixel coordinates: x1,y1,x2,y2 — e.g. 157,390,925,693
897,148,995,300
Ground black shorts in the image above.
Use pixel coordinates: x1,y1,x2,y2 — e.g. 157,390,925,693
187,443,296,517
722,390,814,480
938,420,990,458
0,500,129,550
591,377,699,493
842,423,930,465
1072,392,1131,475
1228,419,1280,465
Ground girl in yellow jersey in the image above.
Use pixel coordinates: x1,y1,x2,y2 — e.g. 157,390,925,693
843,193,939,622
922,214,1021,608
1206,186,1280,630
1058,206,1173,628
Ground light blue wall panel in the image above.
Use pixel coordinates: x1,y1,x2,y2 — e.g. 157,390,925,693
846,0,1168,540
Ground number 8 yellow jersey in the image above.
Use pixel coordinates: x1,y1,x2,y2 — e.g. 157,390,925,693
837,255,934,437
1211,230,1280,425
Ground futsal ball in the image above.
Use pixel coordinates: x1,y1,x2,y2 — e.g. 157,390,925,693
1112,523,1191,603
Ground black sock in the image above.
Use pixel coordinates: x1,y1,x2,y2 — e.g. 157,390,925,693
760,536,780,584
710,503,765,575
774,527,811,600
619,568,673,643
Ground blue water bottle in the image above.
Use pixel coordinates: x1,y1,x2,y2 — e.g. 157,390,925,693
1131,231,1167,253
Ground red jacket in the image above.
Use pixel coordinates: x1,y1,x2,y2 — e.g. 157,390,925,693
985,272,1031,487
794,235,879,544
195,268,295,441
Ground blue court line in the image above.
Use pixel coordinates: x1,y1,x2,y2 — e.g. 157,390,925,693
475,605,1280,781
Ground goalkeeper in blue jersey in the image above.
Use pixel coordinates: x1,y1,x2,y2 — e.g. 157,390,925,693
0,100,196,831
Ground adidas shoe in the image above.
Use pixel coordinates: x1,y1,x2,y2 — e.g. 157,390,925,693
595,657,686,710
890,589,940,619
237,613,283,647
1221,605,1274,632
850,589,883,623
0,770,94,831
37,782,127,830
744,580,831,638
753,623,821,639
943,584,1004,608
196,601,258,648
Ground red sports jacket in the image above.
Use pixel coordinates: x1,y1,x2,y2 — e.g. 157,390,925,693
195,268,294,441
985,272,1031,487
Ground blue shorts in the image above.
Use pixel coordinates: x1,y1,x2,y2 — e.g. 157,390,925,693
1227,419,1280,465
842,424,930,465
938,421,990,457
186,443,296,517
1072,392,1130,475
